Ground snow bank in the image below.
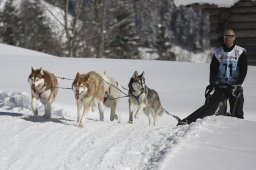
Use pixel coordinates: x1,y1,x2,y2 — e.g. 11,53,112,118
0,91,30,109
0,90,67,118
139,46,212,63
171,46,212,63
174,0,240,8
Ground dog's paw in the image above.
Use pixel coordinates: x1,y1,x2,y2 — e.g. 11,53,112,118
134,114,139,119
91,106,96,112
33,110,38,116
43,113,51,119
78,123,84,128
128,120,133,124
110,114,118,121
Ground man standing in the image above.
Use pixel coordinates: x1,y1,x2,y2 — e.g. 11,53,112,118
209,28,248,119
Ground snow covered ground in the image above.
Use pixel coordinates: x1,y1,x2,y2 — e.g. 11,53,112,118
0,43,256,170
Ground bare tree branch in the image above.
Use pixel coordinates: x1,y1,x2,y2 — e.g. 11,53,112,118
40,3,65,28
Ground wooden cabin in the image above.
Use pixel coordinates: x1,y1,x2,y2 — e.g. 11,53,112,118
191,0,256,65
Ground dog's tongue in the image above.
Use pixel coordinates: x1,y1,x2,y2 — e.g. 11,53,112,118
75,93,80,100
32,87,40,97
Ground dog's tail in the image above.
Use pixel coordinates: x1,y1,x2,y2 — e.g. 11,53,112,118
162,107,181,123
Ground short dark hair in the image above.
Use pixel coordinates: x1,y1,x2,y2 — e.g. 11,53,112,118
223,27,235,34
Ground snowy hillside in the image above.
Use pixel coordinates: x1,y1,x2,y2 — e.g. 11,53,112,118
0,43,256,170
0,0,210,59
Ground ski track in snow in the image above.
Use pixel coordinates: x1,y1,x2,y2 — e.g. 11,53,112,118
0,91,221,170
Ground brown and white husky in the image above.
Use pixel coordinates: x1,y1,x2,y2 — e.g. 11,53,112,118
28,67,58,119
72,71,121,127
72,71,105,128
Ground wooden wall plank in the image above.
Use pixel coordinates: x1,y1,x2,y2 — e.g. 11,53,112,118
230,7,256,13
210,23,256,30
236,37,256,46
222,22,256,30
234,30,256,38
229,14,256,22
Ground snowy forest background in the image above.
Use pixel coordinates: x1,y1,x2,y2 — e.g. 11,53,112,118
0,0,210,60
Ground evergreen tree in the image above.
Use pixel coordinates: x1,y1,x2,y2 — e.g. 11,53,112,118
0,0,210,60
19,0,58,54
0,0,20,45
106,6,139,59
155,25,175,61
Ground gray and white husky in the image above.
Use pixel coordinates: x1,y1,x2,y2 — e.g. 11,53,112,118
128,71,164,125
28,67,58,119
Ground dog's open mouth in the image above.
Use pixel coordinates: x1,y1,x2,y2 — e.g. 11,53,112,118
75,92,83,100
75,93,80,100
31,84,43,96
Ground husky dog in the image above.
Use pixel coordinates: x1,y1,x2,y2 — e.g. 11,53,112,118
72,71,105,127
97,71,121,121
28,67,58,119
128,71,163,125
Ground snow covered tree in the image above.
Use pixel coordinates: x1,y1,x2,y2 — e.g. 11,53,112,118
105,3,139,59
155,25,175,61
0,0,209,59
170,6,209,51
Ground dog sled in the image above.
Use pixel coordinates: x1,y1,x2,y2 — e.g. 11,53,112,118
177,85,230,125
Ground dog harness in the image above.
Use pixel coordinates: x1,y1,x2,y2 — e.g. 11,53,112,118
32,83,53,102
104,81,119,102
32,84,46,98
128,77,146,103
132,91,144,103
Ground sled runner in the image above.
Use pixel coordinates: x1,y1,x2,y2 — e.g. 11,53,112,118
177,85,227,125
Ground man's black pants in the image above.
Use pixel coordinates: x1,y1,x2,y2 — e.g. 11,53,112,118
222,87,244,119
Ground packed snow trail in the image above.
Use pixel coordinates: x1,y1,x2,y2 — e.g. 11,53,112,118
0,91,192,170
1,91,256,170
0,110,190,170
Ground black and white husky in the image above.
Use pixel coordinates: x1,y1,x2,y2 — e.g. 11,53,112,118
128,71,163,125
28,68,58,119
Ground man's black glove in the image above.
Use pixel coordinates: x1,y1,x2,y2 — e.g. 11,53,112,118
205,84,216,99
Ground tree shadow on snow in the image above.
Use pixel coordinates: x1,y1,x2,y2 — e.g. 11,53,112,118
0,112,23,117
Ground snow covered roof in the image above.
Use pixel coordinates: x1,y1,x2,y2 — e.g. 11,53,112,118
174,0,241,8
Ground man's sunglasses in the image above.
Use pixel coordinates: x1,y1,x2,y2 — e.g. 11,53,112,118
224,34,235,39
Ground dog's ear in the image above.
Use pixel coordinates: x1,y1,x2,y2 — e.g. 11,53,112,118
140,71,145,78
76,72,79,77
133,71,138,78
84,73,90,81
31,67,34,72
39,67,44,75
